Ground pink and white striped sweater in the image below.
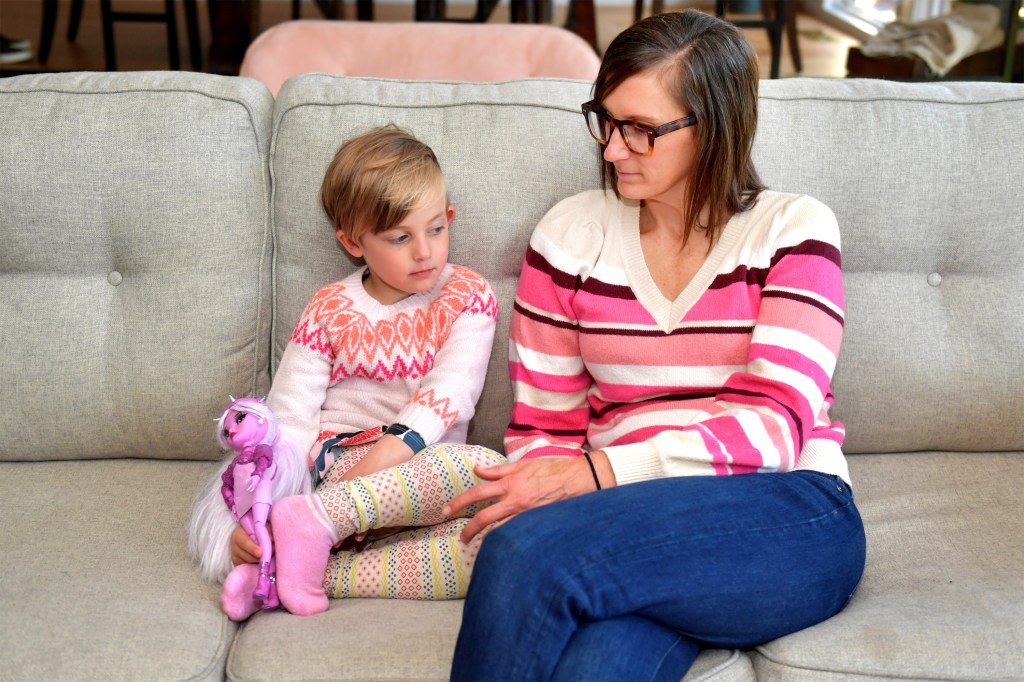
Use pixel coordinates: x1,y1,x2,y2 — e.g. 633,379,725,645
506,189,850,485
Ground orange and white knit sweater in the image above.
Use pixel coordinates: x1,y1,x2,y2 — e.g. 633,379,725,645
268,263,498,462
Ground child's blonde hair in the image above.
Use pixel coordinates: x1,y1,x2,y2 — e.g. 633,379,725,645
321,124,446,245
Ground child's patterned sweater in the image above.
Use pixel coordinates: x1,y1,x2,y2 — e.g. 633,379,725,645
269,263,498,461
506,189,850,485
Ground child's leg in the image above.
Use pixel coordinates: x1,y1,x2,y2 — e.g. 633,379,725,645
274,443,503,615
324,518,486,600
318,443,505,538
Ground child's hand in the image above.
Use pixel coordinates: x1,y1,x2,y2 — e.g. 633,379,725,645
230,522,272,566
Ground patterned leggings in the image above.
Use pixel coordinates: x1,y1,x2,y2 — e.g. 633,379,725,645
315,441,505,600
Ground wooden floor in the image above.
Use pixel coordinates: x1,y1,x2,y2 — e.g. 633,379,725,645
0,0,857,78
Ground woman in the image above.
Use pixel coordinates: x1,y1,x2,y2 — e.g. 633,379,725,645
444,10,866,681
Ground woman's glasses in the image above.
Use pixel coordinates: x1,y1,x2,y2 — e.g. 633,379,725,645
581,100,696,156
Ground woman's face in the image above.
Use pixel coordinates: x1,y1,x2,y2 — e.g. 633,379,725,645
600,69,698,207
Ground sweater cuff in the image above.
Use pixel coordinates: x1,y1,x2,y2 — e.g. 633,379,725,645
384,423,426,454
600,442,665,486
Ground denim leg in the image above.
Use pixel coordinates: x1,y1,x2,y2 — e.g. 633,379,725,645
450,470,865,682
551,615,700,682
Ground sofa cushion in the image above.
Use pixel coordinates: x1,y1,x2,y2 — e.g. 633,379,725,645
227,599,754,681
268,75,601,453
753,79,1024,455
0,460,232,680
752,452,1024,681
0,72,275,462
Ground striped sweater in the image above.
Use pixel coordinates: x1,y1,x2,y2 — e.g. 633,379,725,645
506,189,849,485
268,263,498,462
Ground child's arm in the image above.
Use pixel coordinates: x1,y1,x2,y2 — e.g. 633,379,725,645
334,434,413,481
393,269,498,448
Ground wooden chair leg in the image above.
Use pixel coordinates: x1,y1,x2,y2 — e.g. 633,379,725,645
784,0,802,73
183,0,202,70
67,0,85,40
38,0,58,63
163,0,181,70
100,0,117,71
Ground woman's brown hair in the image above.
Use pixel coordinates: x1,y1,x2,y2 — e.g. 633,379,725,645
593,9,765,248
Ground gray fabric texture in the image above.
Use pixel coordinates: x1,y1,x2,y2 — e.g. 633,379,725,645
0,459,233,681
227,599,749,682
754,452,1024,681
755,79,1024,454
269,75,601,453
0,72,275,462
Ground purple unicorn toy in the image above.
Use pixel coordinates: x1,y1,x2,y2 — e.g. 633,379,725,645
216,396,280,610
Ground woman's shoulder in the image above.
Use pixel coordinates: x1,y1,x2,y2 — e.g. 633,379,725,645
542,188,621,224
746,190,840,247
532,189,623,255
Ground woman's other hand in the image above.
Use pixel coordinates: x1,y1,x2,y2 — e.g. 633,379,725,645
443,451,615,543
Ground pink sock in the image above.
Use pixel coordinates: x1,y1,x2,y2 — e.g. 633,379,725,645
221,559,280,622
272,494,340,616
221,564,263,622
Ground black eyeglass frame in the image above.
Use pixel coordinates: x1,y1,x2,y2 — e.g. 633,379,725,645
581,100,697,156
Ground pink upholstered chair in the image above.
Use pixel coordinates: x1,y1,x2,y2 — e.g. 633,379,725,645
239,20,600,96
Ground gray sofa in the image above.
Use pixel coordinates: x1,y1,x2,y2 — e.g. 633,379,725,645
1,71,1021,682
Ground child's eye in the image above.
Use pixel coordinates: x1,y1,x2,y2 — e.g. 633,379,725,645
429,225,446,236
389,234,410,245
234,413,246,424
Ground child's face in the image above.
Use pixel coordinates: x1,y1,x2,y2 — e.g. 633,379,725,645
223,409,267,451
339,183,454,305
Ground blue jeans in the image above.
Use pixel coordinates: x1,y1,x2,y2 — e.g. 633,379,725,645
450,470,865,682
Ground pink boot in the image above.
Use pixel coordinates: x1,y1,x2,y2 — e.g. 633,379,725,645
272,494,339,616
253,560,272,600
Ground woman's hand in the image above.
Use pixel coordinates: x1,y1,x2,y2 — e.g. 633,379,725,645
443,451,615,543
230,522,272,566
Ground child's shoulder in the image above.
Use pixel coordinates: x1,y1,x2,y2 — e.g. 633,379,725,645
303,270,365,315
435,265,498,317
445,264,493,294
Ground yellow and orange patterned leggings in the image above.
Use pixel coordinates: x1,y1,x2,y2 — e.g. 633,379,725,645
315,442,505,600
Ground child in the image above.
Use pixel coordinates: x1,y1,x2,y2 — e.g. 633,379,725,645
189,125,503,619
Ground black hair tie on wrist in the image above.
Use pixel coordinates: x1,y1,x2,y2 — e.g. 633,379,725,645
582,451,602,491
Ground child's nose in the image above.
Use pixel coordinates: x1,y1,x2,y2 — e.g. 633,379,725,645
413,237,430,259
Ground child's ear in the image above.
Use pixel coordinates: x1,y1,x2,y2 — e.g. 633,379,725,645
446,205,456,224
337,230,363,258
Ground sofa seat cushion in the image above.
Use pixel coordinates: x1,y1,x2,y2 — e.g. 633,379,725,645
228,599,753,681
752,452,1024,681
0,460,233,681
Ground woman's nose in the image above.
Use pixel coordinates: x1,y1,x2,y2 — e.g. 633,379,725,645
603,128,630,162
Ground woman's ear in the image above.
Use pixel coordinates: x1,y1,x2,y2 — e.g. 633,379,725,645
337,230,363,258
446,205,456,224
